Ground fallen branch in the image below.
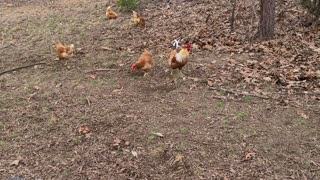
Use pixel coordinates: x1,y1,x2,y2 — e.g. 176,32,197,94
209,87,271,100
0,62,47,76
85,68,118,74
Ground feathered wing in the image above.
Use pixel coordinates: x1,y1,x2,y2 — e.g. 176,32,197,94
168,49,189,70
168,50,177,66
135,50,153,72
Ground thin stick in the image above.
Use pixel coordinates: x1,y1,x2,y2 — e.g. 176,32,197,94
209,87,271,100
0,62,46,76
85,68,118,74
205,14,211,24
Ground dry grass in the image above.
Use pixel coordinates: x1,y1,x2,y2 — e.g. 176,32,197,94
0,0,319,179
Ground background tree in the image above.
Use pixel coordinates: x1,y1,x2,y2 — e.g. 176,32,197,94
300,0,320,24
258,0,275,40
230,0,237,32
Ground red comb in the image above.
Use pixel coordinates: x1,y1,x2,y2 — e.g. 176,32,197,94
186,44,192,52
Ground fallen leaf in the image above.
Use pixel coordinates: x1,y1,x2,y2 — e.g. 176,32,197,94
230,167,236,174
125,141,130,146
131,151,138,157
113,138,121,146
263,77,272,82
78,126,90,134
85,133,92,138
189,84,197,90
188,77,199,82
112,87,123,94
244,152,256,160
10,157,23,166
151,132,164,138
101,46,113,51
173,154,184,164
207,80,214,87
125,114,137,120
10,160,20,166
55,83,62,88
127,48,135,54
88,74,96,79
297,111,309,119
192,43,200,49
203,44,213,50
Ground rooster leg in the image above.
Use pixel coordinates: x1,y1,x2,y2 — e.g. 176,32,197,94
171,69,180,83
176,69,185,81
179,70,185,78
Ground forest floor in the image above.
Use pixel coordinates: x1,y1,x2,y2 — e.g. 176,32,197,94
0,0,319,179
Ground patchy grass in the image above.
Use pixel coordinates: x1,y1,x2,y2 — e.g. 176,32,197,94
215,101,224,108
0,0,319,179
235,112,248,120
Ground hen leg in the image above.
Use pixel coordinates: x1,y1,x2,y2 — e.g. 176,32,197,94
179,70,184,77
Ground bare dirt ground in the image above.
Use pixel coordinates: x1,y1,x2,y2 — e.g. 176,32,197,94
0,0,319,179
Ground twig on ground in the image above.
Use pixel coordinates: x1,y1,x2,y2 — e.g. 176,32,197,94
101,47,113,51
205,14,211,24
86,97,91,106
0,62,47,76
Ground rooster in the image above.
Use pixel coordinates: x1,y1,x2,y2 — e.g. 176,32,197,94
131,11,145,26
55,40,74,60
132,49,153,76
106,6,118,19
167,44,192,80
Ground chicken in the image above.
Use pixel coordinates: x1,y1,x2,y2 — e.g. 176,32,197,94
132,49,153,76
106,6,118,19
55,40,75,60
131,11,145,26
168,44,192,70
167,44,192,80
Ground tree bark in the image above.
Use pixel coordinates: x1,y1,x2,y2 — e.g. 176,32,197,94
258,0,275,40
230,0,236,32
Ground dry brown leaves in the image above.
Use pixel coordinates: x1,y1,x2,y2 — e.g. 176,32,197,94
78,126,90,134
197,0,320,104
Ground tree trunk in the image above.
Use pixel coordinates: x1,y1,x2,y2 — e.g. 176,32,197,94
258,0,275,40
230,0,236,32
